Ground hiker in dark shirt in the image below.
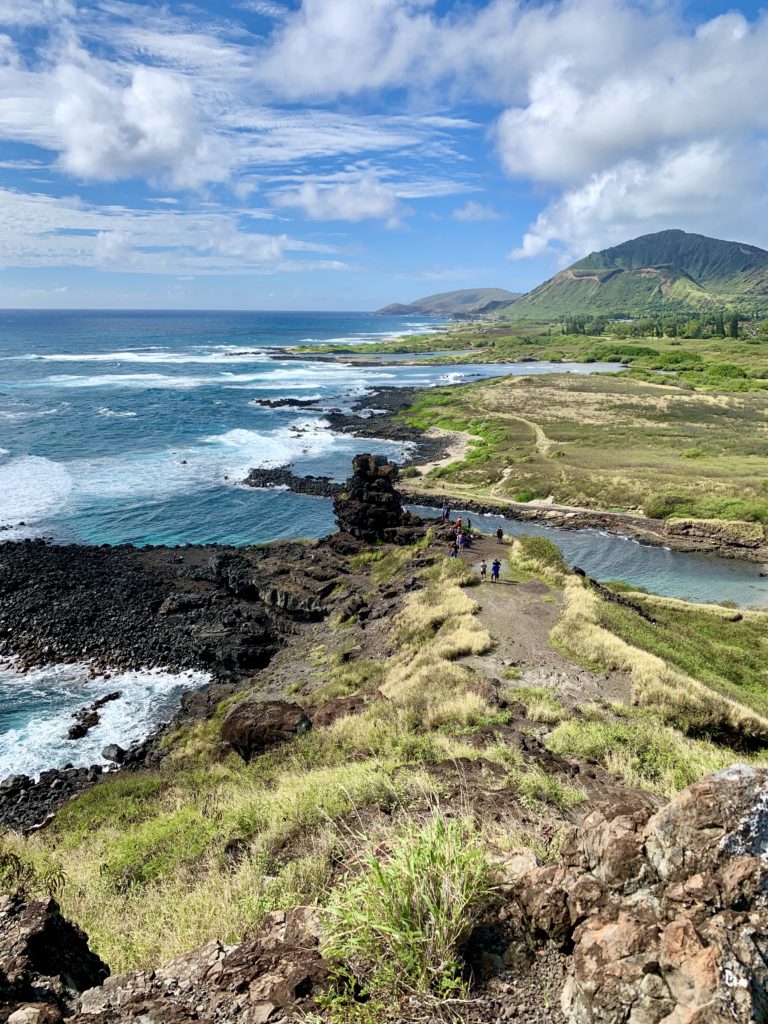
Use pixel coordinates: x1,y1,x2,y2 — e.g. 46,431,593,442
491,559,501,582
495,526,504,544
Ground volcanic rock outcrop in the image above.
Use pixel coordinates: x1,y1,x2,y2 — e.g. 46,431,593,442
0,897,109,1018
511,763,768,1022
333,453,419,543
80,908,325,1024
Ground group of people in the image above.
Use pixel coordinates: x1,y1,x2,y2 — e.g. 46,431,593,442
442,505,504,582
480,558,502,582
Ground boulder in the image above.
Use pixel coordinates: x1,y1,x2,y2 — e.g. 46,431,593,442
220,700,312,761
0,898,109,1012
509,765,768,1023
101,745,125,764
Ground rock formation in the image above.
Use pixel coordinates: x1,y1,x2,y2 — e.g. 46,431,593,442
220,700,312,761
333,454,419,543
78,908,325,1024
511,764,768,1022
0,898,109,1018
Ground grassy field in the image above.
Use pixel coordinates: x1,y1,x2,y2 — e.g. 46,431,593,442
398,372,768,522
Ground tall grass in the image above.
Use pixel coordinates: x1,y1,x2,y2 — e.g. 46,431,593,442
551,576,768,742
324,815,495,1006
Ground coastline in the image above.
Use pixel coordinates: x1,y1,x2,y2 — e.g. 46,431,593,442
246,384,768,567
0,532,371,829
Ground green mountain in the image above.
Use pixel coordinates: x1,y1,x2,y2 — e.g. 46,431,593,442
377,287,521,316
508,230,768,318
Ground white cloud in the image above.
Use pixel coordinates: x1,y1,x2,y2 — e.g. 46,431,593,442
510,142,768,261
0,187,346,275
271,174,402,222
453,200,499,222
239,0,289,17
52,63,230,187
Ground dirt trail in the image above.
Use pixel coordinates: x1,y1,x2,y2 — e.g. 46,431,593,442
453,528,631,707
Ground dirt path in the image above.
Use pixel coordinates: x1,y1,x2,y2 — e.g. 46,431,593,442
414,426,476,474
454,529,632,707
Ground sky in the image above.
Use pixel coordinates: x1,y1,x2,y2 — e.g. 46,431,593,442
0,0,767,310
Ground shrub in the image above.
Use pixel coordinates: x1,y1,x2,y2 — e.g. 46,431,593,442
323,815,495,1003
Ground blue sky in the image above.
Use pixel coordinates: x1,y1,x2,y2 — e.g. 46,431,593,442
0,0,766,310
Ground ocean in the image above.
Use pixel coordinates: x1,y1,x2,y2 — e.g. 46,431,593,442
0,309,602,546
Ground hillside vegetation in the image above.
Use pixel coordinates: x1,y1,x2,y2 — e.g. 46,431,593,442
398,371,768,523
507,230,768,318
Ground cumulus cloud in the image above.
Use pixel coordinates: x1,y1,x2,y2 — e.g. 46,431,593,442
53,63,230,187
271,175,402,222
509,142,768,261
453,200,499,221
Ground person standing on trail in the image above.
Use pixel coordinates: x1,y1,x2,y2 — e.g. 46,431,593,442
495,526,504,544
491,558,501,582
442,504,450,521
479,559,487,580
467,517,472,532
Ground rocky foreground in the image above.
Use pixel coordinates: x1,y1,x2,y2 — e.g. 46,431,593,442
2,764,766,1023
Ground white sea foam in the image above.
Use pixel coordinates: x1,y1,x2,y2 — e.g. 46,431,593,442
51,417,391,510
0,448,9,457
0,456,73,526
97,406,138,418
0,403,70,420
0,663,210,779
4,347,269,365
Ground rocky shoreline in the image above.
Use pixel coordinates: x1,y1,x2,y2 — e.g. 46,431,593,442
243,384,768,565
0,530,381,830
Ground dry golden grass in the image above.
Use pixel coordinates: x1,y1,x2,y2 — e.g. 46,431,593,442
551,576,768,740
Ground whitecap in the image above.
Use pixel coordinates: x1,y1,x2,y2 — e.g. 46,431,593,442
0,447,9,457
3,348,269,366
0,403,70,420
97,407,138,418
0,456,73,526
0,663,210,779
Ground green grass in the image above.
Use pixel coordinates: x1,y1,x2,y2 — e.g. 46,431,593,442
547,706,755,798
503,685,567,724
323,814,496,1013
397,370,768,525
594,595,768,718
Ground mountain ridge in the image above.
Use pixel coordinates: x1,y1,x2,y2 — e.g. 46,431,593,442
376,287,522,316
505,229,768,318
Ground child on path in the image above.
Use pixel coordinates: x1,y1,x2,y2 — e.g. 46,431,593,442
491,558,501,582
479,559,487,580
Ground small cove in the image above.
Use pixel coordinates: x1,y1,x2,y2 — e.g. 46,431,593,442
412,505,768,609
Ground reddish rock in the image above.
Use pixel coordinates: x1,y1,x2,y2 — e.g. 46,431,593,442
75,908,328,1023
311,695,366,728
220,699,311,761
509,765,768,1023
